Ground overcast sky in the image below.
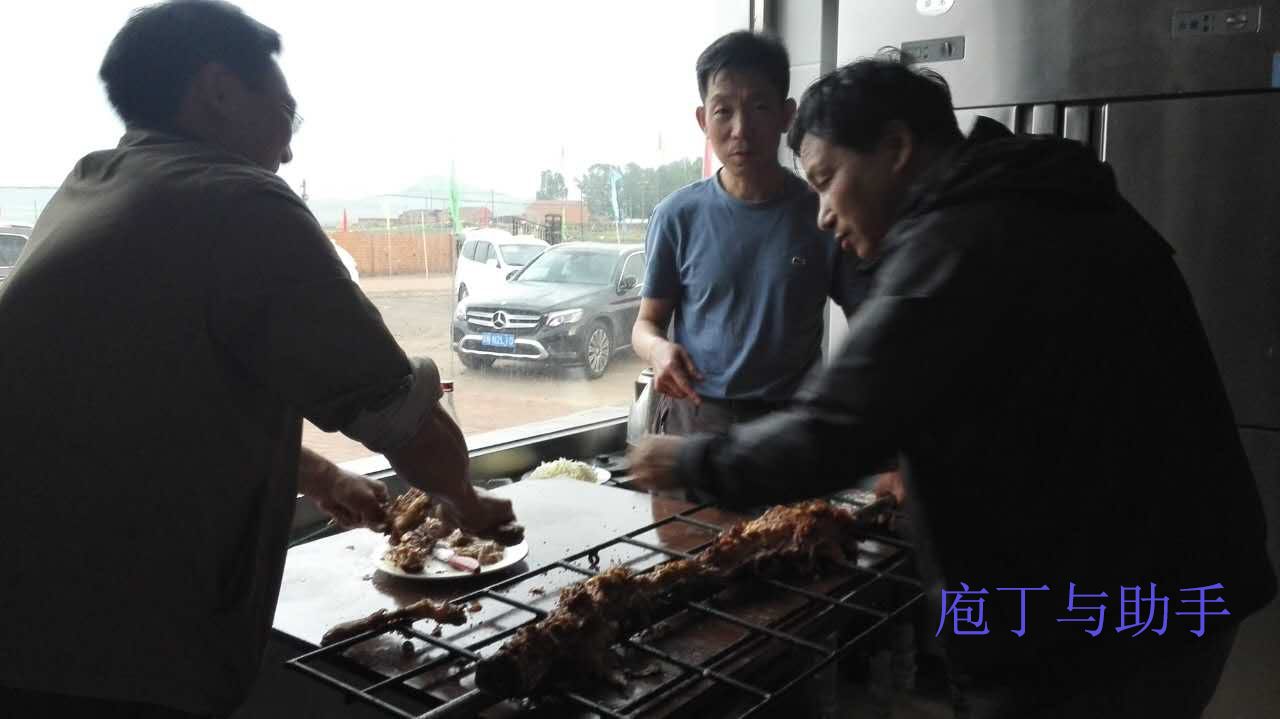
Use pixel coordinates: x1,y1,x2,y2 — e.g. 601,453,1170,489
2,0,746,210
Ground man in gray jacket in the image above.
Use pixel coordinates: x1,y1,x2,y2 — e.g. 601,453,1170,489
0,2,513,716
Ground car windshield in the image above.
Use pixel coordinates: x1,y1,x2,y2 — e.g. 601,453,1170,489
501,244,544,267
0,235,26,265
517,249,615,285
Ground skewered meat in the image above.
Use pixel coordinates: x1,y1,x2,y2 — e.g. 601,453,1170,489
321,598,467,646
474,500,861,696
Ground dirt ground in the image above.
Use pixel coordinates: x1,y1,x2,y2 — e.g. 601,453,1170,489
302,274,645,463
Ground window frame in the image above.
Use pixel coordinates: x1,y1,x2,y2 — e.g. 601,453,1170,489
620,251,646,286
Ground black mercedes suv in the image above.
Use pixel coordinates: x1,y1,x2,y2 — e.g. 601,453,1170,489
452,242,645,379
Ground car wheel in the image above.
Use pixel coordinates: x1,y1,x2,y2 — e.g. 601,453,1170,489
457,284,469,302
459,353,496,370
582,320,612,380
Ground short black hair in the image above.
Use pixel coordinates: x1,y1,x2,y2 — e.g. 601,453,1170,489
787,55,964,155
99,0,281,131
696,30,790,102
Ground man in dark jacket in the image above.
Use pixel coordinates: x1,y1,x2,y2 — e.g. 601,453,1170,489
631,58,1276,717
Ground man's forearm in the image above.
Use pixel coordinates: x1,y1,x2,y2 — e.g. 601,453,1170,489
297,445,339,497
678,409,895,510
632,319,667,363
384,405,476,511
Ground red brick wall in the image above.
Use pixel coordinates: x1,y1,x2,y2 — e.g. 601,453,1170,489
329,230,456,276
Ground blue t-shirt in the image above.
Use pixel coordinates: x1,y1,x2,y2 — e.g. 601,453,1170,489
643,171,856,401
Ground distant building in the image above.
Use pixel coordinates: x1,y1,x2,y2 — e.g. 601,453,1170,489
396,209,433,225
352,217,393,230
522,200,590,226
461,207,494,226
355,206,493,230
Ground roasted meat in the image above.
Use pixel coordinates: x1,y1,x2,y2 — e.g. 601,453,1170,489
383,488,525,547
446,529,505,565
321,598,468,646
381,490,523,573
384,489,433,545
383,517,458,572
474,500,861,696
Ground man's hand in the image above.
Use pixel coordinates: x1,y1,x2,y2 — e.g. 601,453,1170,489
628,435,687,491
651,339,704,405
633,298,703,405
386,403,523,539
298,447,390,529
873,469,906,508
299,446,388,528
435,488,517,538
315,469,390,528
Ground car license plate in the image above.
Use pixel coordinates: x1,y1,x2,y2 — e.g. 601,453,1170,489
481,332,516,348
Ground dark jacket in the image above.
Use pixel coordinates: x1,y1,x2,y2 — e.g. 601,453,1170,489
677,118,1276,673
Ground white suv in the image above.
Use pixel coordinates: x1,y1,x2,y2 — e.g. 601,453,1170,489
455,229,548,302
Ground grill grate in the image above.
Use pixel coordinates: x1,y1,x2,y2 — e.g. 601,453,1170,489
287,492,922,719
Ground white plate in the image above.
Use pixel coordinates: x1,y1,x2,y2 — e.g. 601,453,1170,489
374,539,529,580
520,466,612,484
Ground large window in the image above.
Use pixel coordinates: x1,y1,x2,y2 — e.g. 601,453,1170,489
3,0,748,463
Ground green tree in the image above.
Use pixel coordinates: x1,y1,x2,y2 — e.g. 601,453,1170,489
619,163,651,221
622,158,701,220
575,163,621,221
575,157,701,223
535,170,568,201
654,157,701,201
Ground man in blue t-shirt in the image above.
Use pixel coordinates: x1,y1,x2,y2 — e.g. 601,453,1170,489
632,31,861,436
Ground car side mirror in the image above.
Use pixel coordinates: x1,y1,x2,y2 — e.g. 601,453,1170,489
618,276,638,293
486,257,499,268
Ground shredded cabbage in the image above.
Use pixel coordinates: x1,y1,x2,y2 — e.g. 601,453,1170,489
527,458,598,482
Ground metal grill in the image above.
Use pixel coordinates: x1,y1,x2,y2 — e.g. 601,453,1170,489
287,492,922,719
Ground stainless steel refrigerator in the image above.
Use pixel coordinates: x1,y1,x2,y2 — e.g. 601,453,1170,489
837,0,1279,712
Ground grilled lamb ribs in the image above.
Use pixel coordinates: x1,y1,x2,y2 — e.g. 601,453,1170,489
474,500,862,696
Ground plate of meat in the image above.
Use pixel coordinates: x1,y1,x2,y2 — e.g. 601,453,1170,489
375,534,529,580
375,488,528,580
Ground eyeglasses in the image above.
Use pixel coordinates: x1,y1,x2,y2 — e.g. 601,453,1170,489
281,103,303,134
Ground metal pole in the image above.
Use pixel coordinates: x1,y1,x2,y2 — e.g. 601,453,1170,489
421,196,430,279
384,210,392,277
